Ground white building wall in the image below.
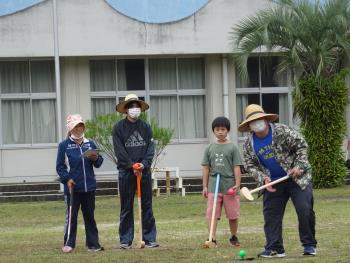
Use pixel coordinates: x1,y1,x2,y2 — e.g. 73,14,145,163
61,57,92,127
0,0,269,57
1,148,57,183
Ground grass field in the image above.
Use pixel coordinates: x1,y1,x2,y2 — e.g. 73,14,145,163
1,185,350,263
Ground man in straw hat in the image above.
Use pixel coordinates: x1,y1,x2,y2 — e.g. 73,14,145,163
112,94,158,249
239,104,316,258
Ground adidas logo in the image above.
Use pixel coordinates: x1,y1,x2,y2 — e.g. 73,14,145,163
125,131,146,147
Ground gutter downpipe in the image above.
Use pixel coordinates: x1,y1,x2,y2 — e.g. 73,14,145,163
222,55,229,118
53,0,63,192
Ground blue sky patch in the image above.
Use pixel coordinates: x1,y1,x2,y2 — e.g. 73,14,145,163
0,0,44,17
104,0,209,24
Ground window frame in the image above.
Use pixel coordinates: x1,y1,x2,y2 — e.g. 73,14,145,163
236,55,293,142
90,56,207,143
0,58,57,148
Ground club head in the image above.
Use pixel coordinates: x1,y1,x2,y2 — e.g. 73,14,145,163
203,240,216,248
240,187,254,201
137,241,145,249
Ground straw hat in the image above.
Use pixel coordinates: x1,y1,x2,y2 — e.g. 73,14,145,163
238,104,278,132
116,94,149,113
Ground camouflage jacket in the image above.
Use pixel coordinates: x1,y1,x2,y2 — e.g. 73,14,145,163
242,123,312,190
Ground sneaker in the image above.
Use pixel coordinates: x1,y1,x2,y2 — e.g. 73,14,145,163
120,243,132,249
87,246,104,252
229,235,240,247
258,249,286,258
303,246,316,256
62,246,74,253
145,241,159,248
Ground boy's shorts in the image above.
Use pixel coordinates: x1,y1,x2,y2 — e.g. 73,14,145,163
207,193,240,220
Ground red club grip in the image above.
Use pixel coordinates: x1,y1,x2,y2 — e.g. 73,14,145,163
133,163,142,170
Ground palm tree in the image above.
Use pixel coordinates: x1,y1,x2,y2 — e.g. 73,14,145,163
232,0,350,187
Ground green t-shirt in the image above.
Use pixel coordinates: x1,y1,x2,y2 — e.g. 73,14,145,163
201,142,242,193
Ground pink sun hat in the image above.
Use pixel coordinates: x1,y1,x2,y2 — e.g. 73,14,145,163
66,114,85,132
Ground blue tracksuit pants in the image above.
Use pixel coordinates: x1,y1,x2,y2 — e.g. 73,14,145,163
63,191,101,248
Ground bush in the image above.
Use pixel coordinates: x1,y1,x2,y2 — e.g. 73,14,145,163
293,71,349,188
85,113,174,170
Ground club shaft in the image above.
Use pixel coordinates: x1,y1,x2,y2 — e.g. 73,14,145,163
136,175,143,245
208,174,220,241
250,174,290,194
65,188,74,246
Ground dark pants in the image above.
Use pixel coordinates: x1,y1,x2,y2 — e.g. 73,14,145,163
263,178,317,252
118,168,157,245
64,191,101,248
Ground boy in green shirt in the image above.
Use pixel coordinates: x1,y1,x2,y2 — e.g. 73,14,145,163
202,117,242,246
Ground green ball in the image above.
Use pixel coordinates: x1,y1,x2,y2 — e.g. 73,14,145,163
239,249,247,258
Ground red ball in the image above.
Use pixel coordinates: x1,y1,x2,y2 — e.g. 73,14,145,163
133,163,140,170
227,188,236,195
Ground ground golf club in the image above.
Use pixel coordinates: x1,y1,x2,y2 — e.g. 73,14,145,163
65,187,74,246
204,173,220,248
133,163,146,249
240,174,291,201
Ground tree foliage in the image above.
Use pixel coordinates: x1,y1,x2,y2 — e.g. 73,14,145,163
232,0,350,81
293,72,349,187
231,0,350,187
85,113,174,171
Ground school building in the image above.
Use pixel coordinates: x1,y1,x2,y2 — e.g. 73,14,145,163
0,0,349,183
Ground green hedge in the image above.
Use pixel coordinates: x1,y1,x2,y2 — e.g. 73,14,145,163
293,72,349,188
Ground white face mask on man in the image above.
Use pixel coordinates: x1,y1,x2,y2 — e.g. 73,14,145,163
128,107,141,119
249,119,267,133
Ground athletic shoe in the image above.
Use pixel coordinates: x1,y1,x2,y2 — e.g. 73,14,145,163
120,243,132,249
62,246,74,253
145,241,159,248
229,235,240,247
87,246,104,252
303,246,316,256
258,249,286,258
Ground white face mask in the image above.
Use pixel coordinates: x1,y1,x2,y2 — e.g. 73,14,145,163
249,119,267,133
71,133,84,140
128,107,141,119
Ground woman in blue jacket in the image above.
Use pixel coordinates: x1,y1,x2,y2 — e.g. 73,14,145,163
56,114,104,253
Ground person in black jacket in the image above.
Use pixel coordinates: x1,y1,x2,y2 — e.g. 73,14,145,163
112,94,158,249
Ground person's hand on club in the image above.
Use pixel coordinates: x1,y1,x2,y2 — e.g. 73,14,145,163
67,179,75,189
202,186,208,198
264,177,276,192
132,163,144,177
288,167,303,178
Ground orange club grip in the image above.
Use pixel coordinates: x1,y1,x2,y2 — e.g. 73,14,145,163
133,163,142,198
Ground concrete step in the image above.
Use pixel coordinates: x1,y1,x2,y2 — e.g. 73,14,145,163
0,194,64,202
0,182,60,192
0,189,61,196
0,174,259,202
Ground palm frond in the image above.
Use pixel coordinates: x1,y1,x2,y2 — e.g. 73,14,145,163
231,0,350,80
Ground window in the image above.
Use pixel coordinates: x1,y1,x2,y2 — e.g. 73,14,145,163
236,56,291,138
90,57,206,140
0,60,57,145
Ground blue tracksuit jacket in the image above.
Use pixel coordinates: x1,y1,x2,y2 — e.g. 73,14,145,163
56,137,103,194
